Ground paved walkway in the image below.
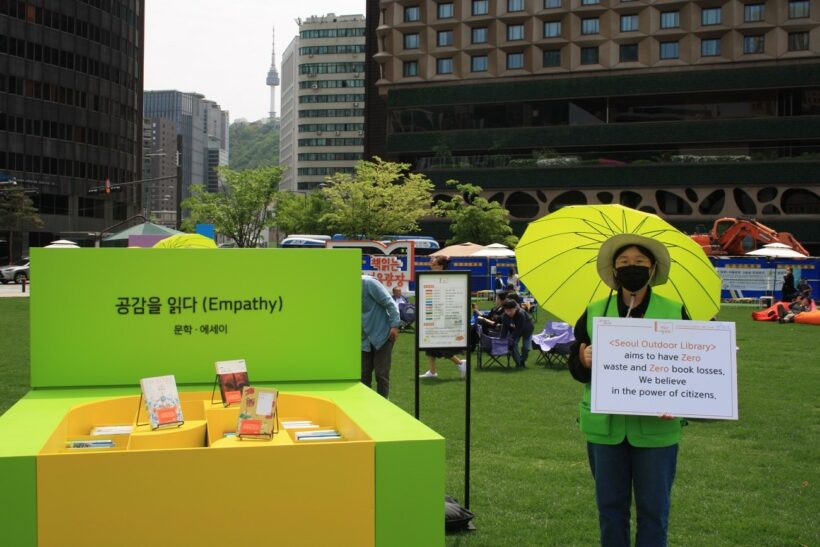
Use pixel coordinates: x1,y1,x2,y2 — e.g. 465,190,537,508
0,283,30,297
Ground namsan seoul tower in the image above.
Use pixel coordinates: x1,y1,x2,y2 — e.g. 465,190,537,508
265,25,280,121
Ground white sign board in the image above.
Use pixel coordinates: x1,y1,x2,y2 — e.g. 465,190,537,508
716,267,777,292
591,317,738,420
417,272,469,350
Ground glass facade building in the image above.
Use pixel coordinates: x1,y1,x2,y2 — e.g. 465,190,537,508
365,0,820,252
0,0,145,257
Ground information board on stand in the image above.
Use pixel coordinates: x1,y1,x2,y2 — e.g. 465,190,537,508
417,272,469,350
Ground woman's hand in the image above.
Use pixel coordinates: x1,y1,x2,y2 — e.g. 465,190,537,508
579,343,592,368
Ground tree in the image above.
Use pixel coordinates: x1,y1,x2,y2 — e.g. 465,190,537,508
228,120,279,170
273,190,332,236
321,157,434,239
0,186,43,263
181,166,282,247
434,180,518,247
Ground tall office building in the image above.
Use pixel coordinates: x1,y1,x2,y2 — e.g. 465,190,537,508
266,25,280,121
366,0,820,251
142,117,178,227
278,13,367,192
143,91,229,226
0,0,145,256
279,38,299,191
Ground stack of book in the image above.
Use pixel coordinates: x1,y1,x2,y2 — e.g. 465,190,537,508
295,429,341,441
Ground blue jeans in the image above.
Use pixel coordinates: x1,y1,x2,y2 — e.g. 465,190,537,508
510,334,531,367
587,440,678,547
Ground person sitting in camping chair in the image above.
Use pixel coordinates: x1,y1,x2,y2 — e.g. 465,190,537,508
499,299,534,368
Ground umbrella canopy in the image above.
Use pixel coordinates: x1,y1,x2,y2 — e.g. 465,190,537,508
45,239,80,248
103,222,182,242
431,242,485,257
516,204,721,323
746,247,807,258
152,233,218,249
472,244,516,257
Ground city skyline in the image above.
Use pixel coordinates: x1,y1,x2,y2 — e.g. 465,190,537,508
143,0,366,123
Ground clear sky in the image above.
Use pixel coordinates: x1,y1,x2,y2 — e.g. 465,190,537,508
144,0,366,123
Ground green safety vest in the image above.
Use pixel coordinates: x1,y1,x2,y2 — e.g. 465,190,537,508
579,293,684,447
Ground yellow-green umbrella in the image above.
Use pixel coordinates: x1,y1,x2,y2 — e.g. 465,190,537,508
152,233,218,249
515,204,721,323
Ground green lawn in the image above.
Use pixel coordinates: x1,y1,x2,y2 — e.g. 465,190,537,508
1,300,817,546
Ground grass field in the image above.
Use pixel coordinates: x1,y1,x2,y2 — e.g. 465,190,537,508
0,299,817,546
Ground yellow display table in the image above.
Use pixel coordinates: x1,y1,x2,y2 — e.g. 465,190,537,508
0,249,445,547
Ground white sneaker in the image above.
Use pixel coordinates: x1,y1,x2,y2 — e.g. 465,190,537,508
419,370,438,378
458,360,467,378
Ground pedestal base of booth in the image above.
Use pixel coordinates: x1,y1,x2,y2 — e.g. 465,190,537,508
0,383,445,547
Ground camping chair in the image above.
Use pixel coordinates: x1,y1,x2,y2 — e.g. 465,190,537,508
532,321,575,369
476,324,513,370
399,302,416,332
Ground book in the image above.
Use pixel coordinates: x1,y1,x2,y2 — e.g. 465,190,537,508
236,386,278,439
295,429,341,441
139,375,184,429
281,420,319,430
215,359,250,406
66,439,116,449
90,425,133,436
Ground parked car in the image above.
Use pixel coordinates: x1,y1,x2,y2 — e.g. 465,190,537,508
0,257,29,284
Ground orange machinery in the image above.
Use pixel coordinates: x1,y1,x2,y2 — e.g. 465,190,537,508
690,217,809,256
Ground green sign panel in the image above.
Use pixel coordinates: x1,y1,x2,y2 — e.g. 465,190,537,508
30,249,361,387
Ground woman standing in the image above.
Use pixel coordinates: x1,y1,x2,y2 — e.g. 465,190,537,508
569,234,688,547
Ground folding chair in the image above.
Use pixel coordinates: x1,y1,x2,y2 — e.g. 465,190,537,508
476,324,513,370
533,321,575,369
399,302,416,332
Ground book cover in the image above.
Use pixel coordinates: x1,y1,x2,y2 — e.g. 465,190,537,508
237,386,278,439
139,375,184,429
215,359,250,405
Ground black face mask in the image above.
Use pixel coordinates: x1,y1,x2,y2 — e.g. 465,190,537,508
615,265,652,293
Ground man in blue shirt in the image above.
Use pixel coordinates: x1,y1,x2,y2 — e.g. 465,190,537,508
362,274,401,398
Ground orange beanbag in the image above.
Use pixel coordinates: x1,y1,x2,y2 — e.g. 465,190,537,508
794,310,820,325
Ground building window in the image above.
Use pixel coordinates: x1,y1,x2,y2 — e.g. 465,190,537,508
507,24,525,41
437,30,454,47
543,48,561,67
471,55,489,72
438,2,454,19
404,6,420,22
472,0,489,16
789,0,810,18
472,27,489,44
620,15,638,32
581,0,600,4
404,33,420,49
619,43,638,62
402,61,419,77
544,21,562,38
436,57,454,74
788,32,809,51
743,35,764,54
701,8,721,26
744,4,764,22
544,0,561,8
580,46,598,65
701,38,721,57
508,0,525,11
581,18,600,35
507,52,524,69
660,11,679,29
659,41,679,59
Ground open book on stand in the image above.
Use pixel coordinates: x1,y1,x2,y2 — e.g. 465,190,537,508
215,359,250,406
236,386,278,439
139,375,184,429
